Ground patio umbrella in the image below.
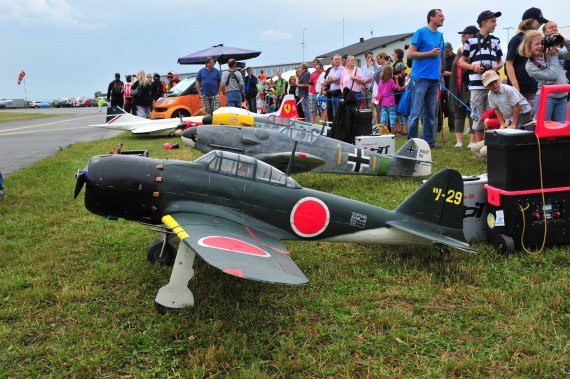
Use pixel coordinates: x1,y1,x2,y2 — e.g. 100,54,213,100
177,44,261,65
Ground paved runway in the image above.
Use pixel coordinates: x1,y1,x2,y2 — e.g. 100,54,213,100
0,107,121,175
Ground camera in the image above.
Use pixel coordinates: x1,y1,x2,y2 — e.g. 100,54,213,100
542,33,565,49
404,44,410,50
481,63,493,71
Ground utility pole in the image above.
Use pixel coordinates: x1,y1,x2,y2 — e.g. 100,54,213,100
342,18,345,47
302,27,307,62
503,26,514,42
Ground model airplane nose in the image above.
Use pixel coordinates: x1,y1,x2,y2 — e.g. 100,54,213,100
181,126,198,148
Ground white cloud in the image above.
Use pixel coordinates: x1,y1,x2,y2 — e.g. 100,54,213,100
260,29,293,41
0,0,104,29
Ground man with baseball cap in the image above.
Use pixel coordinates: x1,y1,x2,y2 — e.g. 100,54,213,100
460,10,503,144
505,8,548,115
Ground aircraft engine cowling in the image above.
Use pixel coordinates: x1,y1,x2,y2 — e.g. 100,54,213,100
83,154,161,223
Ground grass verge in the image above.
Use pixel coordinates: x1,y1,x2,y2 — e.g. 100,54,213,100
0,112,62,123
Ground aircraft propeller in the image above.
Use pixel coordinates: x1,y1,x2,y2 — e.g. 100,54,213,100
74,169,87,199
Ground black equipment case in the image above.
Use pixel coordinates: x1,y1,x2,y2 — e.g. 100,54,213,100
354,109,373,137
484,84,570,252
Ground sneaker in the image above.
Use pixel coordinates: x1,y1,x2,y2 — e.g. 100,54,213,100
467,143,474,148
429,144,441,149
454,142,462,148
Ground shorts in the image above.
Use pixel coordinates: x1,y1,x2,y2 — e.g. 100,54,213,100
309,93,318,113
469,89,489,131
200,94,220,114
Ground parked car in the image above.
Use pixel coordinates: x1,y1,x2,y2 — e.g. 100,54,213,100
53,99,74,108
28,101,49,108
151,76,226,119
75,98,97,107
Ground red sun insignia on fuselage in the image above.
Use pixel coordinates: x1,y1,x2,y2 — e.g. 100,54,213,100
290,197,330,238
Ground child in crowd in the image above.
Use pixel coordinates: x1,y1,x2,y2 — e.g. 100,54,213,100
264,88,276,113
393,62,409,136
481,109,500,130
471,70,533,160
256,80,265,113
374,65,406,134
482,70,532,128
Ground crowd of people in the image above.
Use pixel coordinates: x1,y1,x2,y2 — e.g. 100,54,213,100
106,71,179,118
104,6,569,158
424,7,570,158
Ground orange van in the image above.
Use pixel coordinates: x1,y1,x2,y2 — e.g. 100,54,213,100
151,76,227,119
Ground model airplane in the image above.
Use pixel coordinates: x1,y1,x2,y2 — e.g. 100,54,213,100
90,107,203,136
74,150,475,312
182,125,432,177
91,95,301,137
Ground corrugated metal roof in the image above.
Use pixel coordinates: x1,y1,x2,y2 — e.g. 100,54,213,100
317,33,413,60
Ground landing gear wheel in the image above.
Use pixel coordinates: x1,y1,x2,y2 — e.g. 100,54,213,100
495,234,515,254
155,301,179,314
147,239,176,266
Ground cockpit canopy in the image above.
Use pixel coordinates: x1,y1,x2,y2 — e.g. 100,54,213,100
195,151,301,189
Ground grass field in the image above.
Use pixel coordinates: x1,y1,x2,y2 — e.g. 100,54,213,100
0,112,62,123
0,130,569,377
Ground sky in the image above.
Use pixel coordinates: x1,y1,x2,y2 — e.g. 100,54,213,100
1,0,568,101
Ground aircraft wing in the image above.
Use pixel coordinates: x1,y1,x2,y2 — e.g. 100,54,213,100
131,123,179,136
163,213,309,284
255,152,325,173
386,220,478,253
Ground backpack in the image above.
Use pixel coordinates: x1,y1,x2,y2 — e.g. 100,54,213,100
112,81,124,97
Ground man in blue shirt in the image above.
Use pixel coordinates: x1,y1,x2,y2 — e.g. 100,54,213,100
196,57,222,114
406,9,445,147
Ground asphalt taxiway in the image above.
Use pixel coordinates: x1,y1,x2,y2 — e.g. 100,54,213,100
0,107,121,175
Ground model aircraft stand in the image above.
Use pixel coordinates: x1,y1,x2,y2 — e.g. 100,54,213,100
484,84,570,253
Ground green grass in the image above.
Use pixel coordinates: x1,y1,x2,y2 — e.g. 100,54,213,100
0,129,569,377
0,112,61,123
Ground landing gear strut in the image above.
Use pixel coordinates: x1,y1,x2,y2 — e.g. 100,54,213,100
155,242,196,313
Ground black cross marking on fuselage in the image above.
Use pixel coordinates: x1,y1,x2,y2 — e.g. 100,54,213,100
347,148,370,172
406,144,416,156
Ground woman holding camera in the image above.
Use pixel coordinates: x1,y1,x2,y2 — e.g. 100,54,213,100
519,30,570,122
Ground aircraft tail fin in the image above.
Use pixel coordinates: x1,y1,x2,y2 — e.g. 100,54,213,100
106,106,146,125
388,138,433,177
273,94,299,119
391,168,476,253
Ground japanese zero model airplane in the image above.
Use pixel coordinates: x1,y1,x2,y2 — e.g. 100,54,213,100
182,125,432,177
74,150,475,312
91,95,302,137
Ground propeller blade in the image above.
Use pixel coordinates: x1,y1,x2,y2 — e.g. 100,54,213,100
74,169,87,199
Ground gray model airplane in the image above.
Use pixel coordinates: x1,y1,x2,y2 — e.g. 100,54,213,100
182,125,432,177
74,150,475,311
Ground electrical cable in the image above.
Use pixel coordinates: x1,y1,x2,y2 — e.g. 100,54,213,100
518,134,547,255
